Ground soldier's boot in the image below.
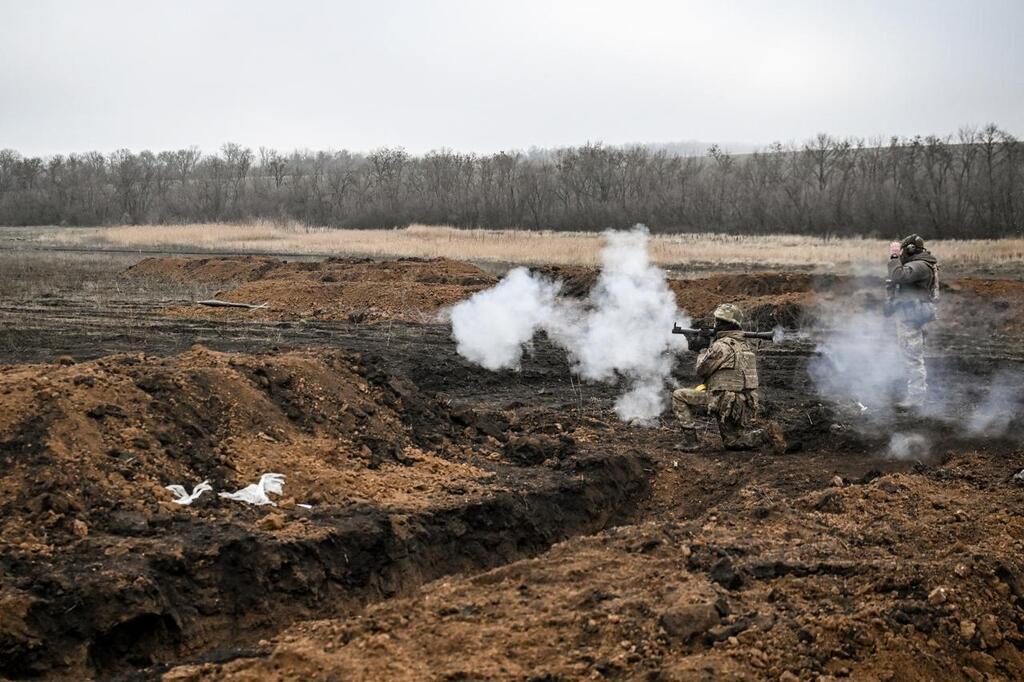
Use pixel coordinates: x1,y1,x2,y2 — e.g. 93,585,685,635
674,426,701,452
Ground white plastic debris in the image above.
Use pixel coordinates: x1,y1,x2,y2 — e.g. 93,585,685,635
1013,469,1024,483
297,503,313,510
165,480,213,505
218,473,286,506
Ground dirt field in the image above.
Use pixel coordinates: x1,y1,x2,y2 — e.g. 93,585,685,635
2,248,1024,681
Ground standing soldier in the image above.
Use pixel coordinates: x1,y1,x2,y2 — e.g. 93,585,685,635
672,303,783,452
886,234,939,410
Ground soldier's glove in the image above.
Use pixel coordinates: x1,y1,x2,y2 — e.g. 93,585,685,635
889,241,901,258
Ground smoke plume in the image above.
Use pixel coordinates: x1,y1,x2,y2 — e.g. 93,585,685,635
808,292,1024,449
965,371,1024,437
449,226,688,423
450,268,564,371
887,432,930,460
808,310,905,412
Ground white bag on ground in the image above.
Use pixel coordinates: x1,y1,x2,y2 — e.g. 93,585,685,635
219,473,286,506
165,480,213,505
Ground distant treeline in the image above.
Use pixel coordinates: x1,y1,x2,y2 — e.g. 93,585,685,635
1,124,1021,237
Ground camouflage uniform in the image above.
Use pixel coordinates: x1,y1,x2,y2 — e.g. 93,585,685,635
887,240,938,405
672,330,772,451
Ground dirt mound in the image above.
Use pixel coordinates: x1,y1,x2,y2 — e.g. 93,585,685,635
122,256,286,284
532,264,600,298
128,258,1024,335
525,270,842,329
0,347,469,547
0,347,482,674
669,273,831,329
0,347,491,674
521,269,822,329
153,257,498,322
528,268,1024,336
668,273,1024,335
0,346,645,677
171,450,1024,682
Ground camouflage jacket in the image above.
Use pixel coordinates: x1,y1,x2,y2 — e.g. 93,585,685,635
888,251,938,302
695,331,760,392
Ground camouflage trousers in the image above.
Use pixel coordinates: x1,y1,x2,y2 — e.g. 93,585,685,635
672,387,773,451
896,317,927,402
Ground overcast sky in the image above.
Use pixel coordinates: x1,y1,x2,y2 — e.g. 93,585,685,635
1,0,1022,157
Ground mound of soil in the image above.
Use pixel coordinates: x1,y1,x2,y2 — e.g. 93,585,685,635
0,346,463,547
528,268,826,330
137,257,499,323
124,256,1024,341
169,449,1024,682
0,346,647,677
532,264,600,298
122,256,286,284
669,272,1024,336
669,273,831,330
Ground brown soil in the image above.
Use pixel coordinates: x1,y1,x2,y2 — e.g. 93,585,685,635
123,256,497,323
0,346,644,677
123,257,1024,341
0,346,470,544
667,272,1024,338
167,446,1024,682
4,252,1024,680
122,256,287,284
944,278,1024,338
669,273,827,330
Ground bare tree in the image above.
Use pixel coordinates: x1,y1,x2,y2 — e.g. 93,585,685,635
1,127,1022,237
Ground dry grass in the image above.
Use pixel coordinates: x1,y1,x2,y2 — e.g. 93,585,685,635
31,221,1024,268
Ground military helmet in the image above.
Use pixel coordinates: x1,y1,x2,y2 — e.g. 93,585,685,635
900,234,925,255
713,303,744,327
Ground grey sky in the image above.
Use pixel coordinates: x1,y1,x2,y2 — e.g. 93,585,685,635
1,0,1022,157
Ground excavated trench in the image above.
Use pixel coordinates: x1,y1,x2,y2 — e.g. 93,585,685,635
16,452,647,678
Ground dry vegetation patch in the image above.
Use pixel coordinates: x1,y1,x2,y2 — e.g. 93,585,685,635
34,222,1024,271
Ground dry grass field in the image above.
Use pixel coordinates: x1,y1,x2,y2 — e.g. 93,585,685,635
26,222,1024,269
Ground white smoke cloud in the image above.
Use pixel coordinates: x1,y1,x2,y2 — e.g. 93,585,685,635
449,225,689,423
449,267,565,371
808,309,904,413
966,371,1024,437
808,290,1024,450
887,432,930,460
561,229,687,420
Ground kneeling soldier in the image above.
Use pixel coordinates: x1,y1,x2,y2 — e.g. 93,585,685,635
672,303,781,451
